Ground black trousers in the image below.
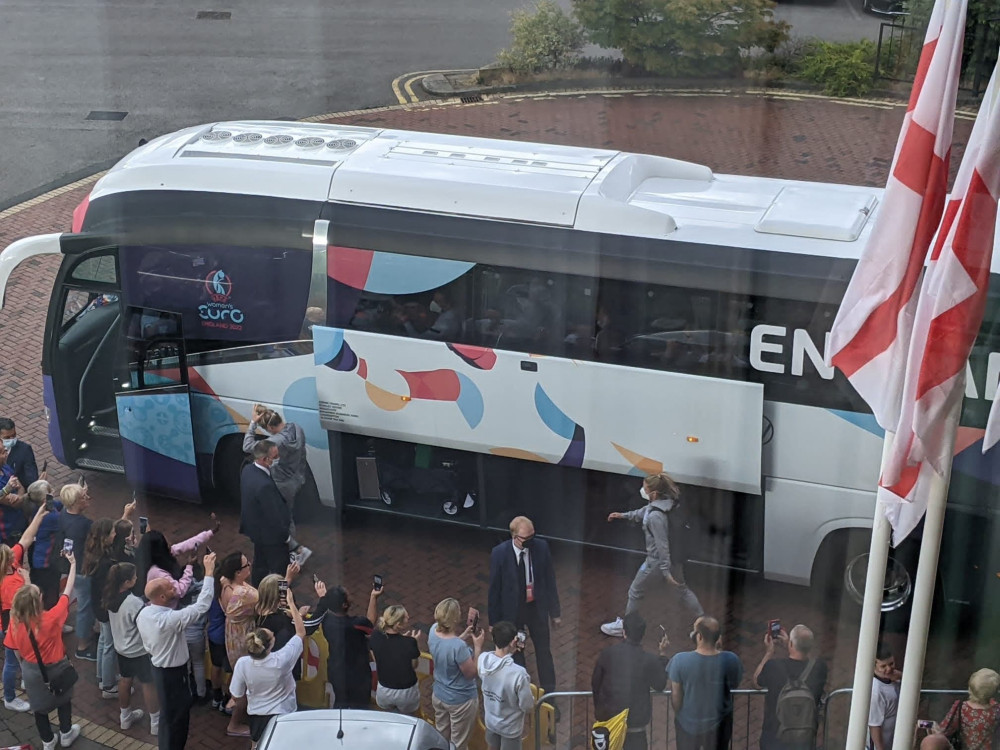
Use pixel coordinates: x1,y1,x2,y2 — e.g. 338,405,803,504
674,714,733,750
34,703,72,742
153,665,192,750
513,601,555,695
252,543,289,587
31,566,62,610
624,729,649,750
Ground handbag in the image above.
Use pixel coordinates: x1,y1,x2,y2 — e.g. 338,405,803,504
26,627,78,697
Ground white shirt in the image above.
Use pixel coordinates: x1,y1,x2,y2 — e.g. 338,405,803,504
868,677,899,750
137,575,215,668
511,541,533,588
255,462,271,476
229,638,303,717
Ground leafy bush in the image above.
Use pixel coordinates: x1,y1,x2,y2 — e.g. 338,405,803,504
571,0,789,77
797,40,876,97
497,0,586,75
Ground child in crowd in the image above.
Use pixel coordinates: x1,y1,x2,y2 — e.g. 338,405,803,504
180,563,209,701
869,642,901,750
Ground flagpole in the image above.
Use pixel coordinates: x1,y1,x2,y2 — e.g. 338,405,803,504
845,432,895,750
891,401,961,750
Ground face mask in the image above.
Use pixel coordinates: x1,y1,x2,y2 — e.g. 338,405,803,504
640,486,650,501
1,439,14,450
521,536,535,549
429,300,443,314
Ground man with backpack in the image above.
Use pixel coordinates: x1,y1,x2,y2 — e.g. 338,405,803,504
753,624,827,750
600,473,703,638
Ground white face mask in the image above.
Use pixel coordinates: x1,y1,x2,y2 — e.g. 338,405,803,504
429,300,443,314
640,486,650,501
1,439,14,450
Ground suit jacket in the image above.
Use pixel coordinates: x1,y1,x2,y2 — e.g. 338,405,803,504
488,538,560,625
8,441,38,491
239,463,291,546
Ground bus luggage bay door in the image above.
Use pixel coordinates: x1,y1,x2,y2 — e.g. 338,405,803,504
114,307,201,500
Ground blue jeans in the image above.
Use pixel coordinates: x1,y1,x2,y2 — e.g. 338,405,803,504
74,574,95,648
97,621,117,689
2,644,19,702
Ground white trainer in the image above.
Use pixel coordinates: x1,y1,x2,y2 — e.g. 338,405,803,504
121,708,145,730
59,724,81,747
3,696,30,712
600,617,625,637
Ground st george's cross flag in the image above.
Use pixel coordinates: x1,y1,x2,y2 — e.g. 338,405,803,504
881,65,1000,543
827,0,968,434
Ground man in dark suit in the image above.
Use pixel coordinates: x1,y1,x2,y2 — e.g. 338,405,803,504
0,417,38,491
488,515,560,696
239,439,291,585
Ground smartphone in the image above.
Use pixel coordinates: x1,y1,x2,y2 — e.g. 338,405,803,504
204,546,213,555
768,619,781,638
466,606,479,630
44,494,54,512
516,631,527,646
41,459,48,474
659,624,667,636
62,538,74,556
917,720,934,729
373,574,383,592
312,573,320,585
139,517,148,534
78,474,86,487
290,551,298,565
279,579,289,605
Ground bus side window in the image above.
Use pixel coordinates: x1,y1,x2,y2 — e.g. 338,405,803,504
61,290,95,327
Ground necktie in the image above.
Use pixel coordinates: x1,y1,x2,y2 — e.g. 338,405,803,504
518,550,527,597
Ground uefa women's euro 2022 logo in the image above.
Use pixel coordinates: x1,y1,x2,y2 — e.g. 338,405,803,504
198,269,245,331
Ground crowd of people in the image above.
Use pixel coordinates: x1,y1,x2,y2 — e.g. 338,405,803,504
2,412,999,750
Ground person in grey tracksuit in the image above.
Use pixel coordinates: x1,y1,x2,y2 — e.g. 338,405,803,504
243,405,313,565
601,473,703,637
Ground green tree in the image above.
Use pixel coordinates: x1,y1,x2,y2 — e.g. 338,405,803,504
497,0,586,75
572,0,789,76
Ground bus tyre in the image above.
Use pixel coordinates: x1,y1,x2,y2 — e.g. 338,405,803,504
213,436,247,504
811,530,915,630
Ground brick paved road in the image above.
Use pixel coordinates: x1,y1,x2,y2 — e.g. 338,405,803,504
0,91,977,749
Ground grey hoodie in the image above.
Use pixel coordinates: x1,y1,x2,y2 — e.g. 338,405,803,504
478,651,534,739
621,496,676,578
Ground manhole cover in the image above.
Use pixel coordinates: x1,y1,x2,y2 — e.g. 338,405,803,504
196,10,231,19
85,111,128,121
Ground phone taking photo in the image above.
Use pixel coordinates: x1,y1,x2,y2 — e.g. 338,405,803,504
139,516,149,535
62,538,74,556
917,720,934,729
516,631,527,646
768,619,781,638
279,579,289,605
373,574,383,592
467,606,479,631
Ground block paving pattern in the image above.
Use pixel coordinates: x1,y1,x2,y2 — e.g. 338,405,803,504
0,91,979,749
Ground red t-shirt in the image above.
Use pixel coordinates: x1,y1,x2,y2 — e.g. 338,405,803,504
0,543,26,628
4,595,70,663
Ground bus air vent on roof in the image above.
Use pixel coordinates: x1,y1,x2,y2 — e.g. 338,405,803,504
755,186,878,242
201,130,232,142
264,134,294,146
233,132,263,144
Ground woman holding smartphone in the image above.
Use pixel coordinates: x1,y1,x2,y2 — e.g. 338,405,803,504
5,544,81,749
135,514,219,603
428,597,485,750
370,604,422,715
230,588,307,748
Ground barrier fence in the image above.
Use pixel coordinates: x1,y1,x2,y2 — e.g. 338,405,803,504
533,687,967,750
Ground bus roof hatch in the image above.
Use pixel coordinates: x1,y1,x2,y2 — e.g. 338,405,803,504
754,185,878,242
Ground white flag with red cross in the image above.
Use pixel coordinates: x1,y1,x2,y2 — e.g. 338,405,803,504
880,65,1000,544
828,0,968,433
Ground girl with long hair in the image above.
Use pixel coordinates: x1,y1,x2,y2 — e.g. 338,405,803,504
104,562,159,736
134,514,219,604
5,547,79,749
0,503,46,713
84,518,119,696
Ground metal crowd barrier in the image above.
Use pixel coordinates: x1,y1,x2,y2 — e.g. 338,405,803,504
533,686,968,750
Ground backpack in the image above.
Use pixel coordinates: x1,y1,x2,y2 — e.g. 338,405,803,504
775,659,818,744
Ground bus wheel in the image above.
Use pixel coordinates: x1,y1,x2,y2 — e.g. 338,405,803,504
811,530,914,625
213,436,247,504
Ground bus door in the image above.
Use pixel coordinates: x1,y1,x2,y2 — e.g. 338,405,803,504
42,237,124,473
115,306,201,499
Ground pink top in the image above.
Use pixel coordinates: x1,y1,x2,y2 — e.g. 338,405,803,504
146,529,214,605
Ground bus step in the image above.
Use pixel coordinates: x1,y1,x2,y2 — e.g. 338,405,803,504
76,458,125,474
88,424,120,438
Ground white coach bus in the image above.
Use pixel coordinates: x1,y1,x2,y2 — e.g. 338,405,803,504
1,120,998,615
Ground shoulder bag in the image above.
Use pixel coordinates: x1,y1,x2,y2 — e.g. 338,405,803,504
26,627,78,697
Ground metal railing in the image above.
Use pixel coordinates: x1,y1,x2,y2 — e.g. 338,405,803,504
533,688,767,750
534,686,967,750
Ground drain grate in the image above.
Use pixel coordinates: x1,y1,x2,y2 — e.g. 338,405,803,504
460,95,484,104
85,111,128,121
196,10,231,19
